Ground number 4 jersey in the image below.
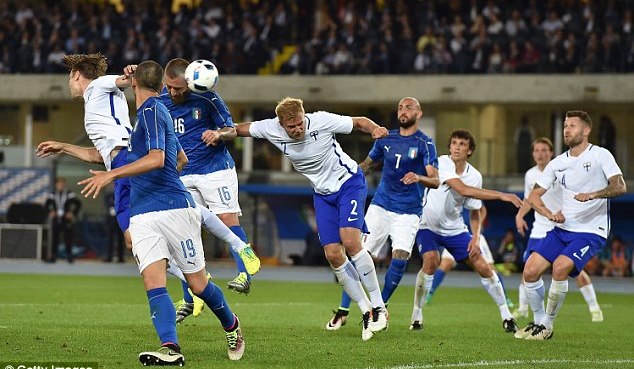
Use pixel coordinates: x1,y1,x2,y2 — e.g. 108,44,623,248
537,144,622,239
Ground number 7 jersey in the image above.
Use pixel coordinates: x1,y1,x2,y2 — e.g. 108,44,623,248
368,129,437,215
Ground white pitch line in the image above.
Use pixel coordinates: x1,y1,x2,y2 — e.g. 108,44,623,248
379,358,634,369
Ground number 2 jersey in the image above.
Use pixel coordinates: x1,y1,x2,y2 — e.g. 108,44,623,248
159,88,235,176
368,129,437,215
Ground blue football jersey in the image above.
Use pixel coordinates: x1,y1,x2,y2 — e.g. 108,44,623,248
368,129,437,215
159,88,235,176
128,96,195,217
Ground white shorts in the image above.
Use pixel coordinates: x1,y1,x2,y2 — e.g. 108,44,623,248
180,168,242,215
440,234,494,264
130,207,205,274
362,204,420,258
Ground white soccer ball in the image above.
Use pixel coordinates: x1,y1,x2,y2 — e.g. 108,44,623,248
185,59,219,93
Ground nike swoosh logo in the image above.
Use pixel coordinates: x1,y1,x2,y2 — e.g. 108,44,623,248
144,107,153,112
363,271,371,276
347,217,358,222
187,261,195,265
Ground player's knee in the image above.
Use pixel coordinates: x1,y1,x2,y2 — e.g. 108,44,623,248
422,252,439,273
552,260,574,280
323,245,345,265
522,262,541,282
392,249,410,260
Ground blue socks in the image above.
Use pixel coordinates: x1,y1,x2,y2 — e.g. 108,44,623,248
381,258,407,303
195,281,236,330
430,269,446,295
147,287,178,346
181,280,194,303
229,225,250,280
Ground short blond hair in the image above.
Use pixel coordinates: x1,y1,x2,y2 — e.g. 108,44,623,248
275,97,305,123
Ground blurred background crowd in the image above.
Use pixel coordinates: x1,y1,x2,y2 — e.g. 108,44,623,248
2,0,634,75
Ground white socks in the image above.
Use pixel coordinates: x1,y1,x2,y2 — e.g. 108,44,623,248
579,284,601,312
351,251,385,308
542,279,568,329
481,273,512,320
518,281,529,313
413,270,434,309
525,278,546,324
333,259,372,313
199,206,246,253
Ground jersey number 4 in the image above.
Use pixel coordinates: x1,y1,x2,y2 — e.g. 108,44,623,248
572,245,590,260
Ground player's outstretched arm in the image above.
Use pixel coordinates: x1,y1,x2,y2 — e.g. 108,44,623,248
201,127,237,146
36,141,103,164
359,157,379,173
515,200,532,237
445,178,523,208
401,165,440,189
79,149,165,199
235,122,253,137
574,174,627,202
351,117,388,139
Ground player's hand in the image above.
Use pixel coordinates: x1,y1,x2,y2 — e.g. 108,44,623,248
548,211,565,223
123,64,137,78
36,141,64,158
201,129,221,146
78,169,113,199
371,126,388,139
502,193,523,208
400,172,419,185
467,236,481,257
574,192,594,202
515,216,528,237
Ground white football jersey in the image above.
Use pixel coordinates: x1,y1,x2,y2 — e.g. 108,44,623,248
83,75,132,170
249,111,358,195
536,144,622,238
524,165,561,239
420,155,482,236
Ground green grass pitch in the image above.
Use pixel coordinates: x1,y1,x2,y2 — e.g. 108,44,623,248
1,274,633,369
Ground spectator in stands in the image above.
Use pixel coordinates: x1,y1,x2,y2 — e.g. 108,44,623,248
602,237,631,277
45,177,81,263
497,229,519,276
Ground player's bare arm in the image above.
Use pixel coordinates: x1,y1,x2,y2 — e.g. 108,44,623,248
176,149,188,173
467,208,482,257
527,184,564,223
514,200,532,236
234,122,252,137
574,174,627,202
36,141,103,164
351,117,388,139
401,165,440,189
358,157,380,174
79,149,165,199
201,127,237,146
445,178,523,208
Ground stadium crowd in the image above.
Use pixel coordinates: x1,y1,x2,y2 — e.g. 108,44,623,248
1,0,634,75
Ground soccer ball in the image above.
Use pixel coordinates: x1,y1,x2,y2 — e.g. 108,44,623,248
185,59,219,93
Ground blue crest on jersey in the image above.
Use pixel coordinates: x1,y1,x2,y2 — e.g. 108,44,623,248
408,147,418,159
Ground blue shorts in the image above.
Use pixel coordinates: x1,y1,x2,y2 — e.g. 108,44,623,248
416,229,472,262
313,171,368,246
112,149,131,232
523,238,542,263
532,227,606,277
